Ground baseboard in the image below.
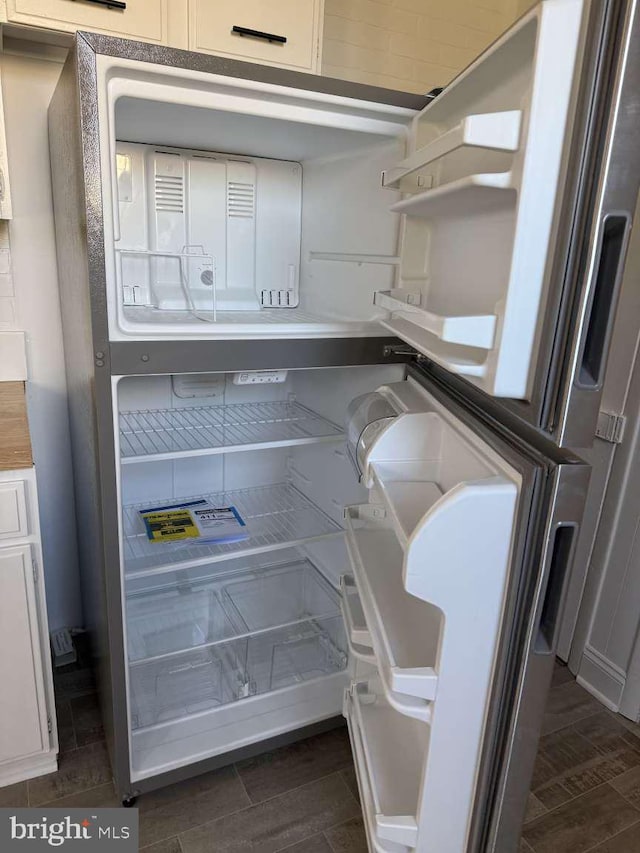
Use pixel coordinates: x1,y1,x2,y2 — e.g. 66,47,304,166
0,751,58,788
577,645,626,711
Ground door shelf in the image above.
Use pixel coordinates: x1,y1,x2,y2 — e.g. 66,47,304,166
379,316,489,379
345,678,427,852
120,400,343,463
123,482,342,578
374,290,496,349
340,574,376,665
344,505,440,722
390,172,514,219
382,110,522,190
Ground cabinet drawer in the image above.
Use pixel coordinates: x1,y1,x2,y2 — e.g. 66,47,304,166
189,0,321,72
7,0,171,43
0,479,28,540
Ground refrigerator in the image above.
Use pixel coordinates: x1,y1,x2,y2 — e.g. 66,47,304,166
47,0,640,849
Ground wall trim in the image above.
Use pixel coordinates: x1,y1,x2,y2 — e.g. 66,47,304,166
577,644,626,711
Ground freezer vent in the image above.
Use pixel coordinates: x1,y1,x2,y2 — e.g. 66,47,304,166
227,181,255,219
154,173,184,213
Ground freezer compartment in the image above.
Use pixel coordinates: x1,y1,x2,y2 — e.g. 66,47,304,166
126,556,348,730
103,70,411,340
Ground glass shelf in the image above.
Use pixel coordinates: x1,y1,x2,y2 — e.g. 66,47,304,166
123,483,343,578
120,400,343,462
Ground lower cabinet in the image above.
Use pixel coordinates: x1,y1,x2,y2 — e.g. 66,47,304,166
0,469,57,787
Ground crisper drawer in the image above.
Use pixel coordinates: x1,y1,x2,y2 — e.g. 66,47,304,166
126,557,349,730
188,0,320,71
344,677,427,852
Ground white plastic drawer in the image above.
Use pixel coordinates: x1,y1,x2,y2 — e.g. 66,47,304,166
0,480,29,541
188,0,320,71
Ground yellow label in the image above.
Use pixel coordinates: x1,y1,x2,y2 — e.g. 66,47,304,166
142,509,200,542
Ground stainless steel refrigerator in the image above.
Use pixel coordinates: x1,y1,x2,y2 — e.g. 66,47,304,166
48,0,640,849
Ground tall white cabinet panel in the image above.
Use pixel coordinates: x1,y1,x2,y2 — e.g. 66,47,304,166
0,468,57,787
0,545,49,763
188,0,324,72
5,0,186,46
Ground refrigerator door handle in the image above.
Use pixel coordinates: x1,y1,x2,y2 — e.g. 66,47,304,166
557,0,640,448
534,522,578,655
576,213,630,391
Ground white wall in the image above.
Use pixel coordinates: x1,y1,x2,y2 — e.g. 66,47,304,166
1,46,82,631
322,0,527,93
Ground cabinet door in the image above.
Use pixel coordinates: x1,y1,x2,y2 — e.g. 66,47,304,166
0,480,28,541
0,545,49,764
189,0,323,72
6,0,179,45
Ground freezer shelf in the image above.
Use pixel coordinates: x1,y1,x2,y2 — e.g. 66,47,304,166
119,400,343,462
390,172,514,218
381,110,522,190
129,618,347,729
345,678,427,852
344,506,440,721
123,483,342,577
374,290,496,349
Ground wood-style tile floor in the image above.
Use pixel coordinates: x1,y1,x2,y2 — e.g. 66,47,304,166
2,650,640,852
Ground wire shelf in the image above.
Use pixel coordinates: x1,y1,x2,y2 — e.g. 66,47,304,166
123,483,343,578
119,400,343,462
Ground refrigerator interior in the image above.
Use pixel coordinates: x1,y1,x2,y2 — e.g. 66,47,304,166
117,364,404,779
100,0,588,403
115,362,525,853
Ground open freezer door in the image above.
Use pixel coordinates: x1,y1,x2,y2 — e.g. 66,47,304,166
376,0,623,410
339,368,589,852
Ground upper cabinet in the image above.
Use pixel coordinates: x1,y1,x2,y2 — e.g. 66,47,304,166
3,0,324,71
5,0,181,44
188,0,324,73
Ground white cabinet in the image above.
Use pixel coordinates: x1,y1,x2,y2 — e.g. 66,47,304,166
0,479,28,540
0,545,49,764
188,0,324,72
0,468,57,787
3,0,324,70
5,0,186,46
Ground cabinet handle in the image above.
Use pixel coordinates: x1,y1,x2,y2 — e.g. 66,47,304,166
71,0,127,10
231,25,287,44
